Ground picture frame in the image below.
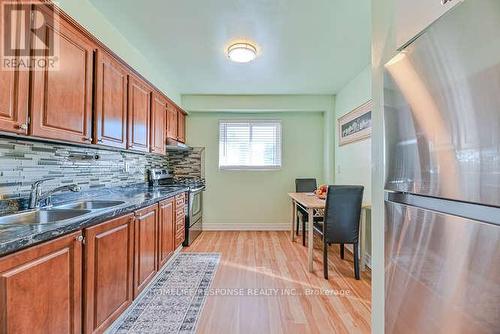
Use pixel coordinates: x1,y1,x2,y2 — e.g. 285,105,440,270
337,100,372,146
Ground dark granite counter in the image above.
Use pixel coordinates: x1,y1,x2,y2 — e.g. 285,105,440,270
0,183,188,257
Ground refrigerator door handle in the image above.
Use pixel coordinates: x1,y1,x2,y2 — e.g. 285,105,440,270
387,192,500,227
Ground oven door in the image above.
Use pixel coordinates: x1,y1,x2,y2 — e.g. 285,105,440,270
189,188,203,227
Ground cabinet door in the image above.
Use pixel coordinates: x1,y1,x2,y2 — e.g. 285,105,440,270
177,111,186,143
0,1,29,135
158,198,175,269
133,204,158,297
94,50,128,149
128,75,151,152
84,214,134,334
0,232,82,334
150,93,167,154
395,0,463,49
166,105,178,140
30,8,95,144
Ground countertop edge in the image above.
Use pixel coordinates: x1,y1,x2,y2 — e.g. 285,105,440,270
0,186,189,257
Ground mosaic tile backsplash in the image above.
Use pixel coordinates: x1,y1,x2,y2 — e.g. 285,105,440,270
0,137,169,201
168,147,205,179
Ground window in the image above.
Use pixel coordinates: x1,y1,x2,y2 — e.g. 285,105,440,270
219,120,282,170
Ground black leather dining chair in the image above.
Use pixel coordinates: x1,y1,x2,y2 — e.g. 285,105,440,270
295,178,318,246
313,185,364,280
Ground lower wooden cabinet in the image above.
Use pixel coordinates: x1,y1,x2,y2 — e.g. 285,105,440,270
175,193,186,248
133,204,159,298
0,231,83,334
84,214,134,334
0,197,184,334
158,198,175,269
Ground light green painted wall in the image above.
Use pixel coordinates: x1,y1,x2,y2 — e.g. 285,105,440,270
335,65,372,203
183,94,335,183
334,65,372,258
186,112,324,227
57,0,181,104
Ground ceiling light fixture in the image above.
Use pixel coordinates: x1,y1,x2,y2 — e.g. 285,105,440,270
227,43,257,63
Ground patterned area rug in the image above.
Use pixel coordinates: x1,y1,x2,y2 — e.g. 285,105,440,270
110,253,220,334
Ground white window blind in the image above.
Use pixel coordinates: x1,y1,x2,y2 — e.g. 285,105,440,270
219,120,282,170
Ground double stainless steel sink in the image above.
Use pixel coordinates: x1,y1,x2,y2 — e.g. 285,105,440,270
0,200,125,226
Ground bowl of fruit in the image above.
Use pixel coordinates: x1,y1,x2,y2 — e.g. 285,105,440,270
315,184,328,199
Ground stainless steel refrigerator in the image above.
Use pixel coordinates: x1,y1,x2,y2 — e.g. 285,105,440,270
384,1,500,333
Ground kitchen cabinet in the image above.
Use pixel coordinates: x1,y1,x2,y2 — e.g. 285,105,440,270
177,110,186,143
94,50,129,149
133,204,158,297
0,1,29,135
395,0,463,49
175,193,186,248
158,198,175,269
0,231,83,334
84,214,134,334
150,92,167,154
30,7,95,144
127,75,152,152
166,105,178,140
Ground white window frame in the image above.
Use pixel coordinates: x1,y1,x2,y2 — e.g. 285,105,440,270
218,120,282,171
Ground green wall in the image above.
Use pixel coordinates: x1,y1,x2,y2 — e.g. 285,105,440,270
186,112,324,229
57,0,181,104
335,65,372,203
334,65,372,260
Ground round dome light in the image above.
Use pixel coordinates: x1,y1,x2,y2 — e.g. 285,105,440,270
227,43,257,63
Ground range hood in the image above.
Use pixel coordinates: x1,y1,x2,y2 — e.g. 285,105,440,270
166,138,192,151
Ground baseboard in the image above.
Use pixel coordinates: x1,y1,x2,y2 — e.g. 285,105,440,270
203,222,290,231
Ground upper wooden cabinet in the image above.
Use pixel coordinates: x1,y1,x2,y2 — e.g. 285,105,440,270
177,110,186,143
150,92,167,154
0,2,29,135
30,7,95,144
84,214,134,334
0,231,83,334
127,75,152,152
166,105,178,140
94,50,128,149
133,204,158,298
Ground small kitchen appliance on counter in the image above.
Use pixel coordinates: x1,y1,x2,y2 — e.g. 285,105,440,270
148,169,205,246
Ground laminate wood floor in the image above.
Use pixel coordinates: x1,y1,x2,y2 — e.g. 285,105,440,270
183,231,371,334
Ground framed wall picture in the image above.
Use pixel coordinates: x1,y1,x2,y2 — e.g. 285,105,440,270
337,100,372,146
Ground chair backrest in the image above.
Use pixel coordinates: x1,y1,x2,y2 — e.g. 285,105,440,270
323,185,364,244
295,178,317,193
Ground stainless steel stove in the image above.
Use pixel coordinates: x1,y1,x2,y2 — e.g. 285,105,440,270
148,169,205,246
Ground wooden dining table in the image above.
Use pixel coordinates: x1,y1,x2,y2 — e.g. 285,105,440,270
288,192,371,273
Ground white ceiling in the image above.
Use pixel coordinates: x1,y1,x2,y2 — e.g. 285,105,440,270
89,0,371,95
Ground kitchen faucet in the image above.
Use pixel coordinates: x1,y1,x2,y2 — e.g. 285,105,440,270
29,179,81,209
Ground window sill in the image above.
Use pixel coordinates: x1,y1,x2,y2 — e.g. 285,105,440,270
219,166,282,172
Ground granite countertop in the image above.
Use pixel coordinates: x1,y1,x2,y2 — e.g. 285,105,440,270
0,183,189,257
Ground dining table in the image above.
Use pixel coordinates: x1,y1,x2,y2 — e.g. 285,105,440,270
288,192,371,273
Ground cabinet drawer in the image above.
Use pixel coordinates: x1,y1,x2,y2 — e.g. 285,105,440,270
175,230,184,245
175,208,185,218
175,193,185,203
175,221,184,232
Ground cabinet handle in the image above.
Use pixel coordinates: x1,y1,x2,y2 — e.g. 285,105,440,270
97,138,103,143
17,123,28,130
75,235,85,243
82,137,92,142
